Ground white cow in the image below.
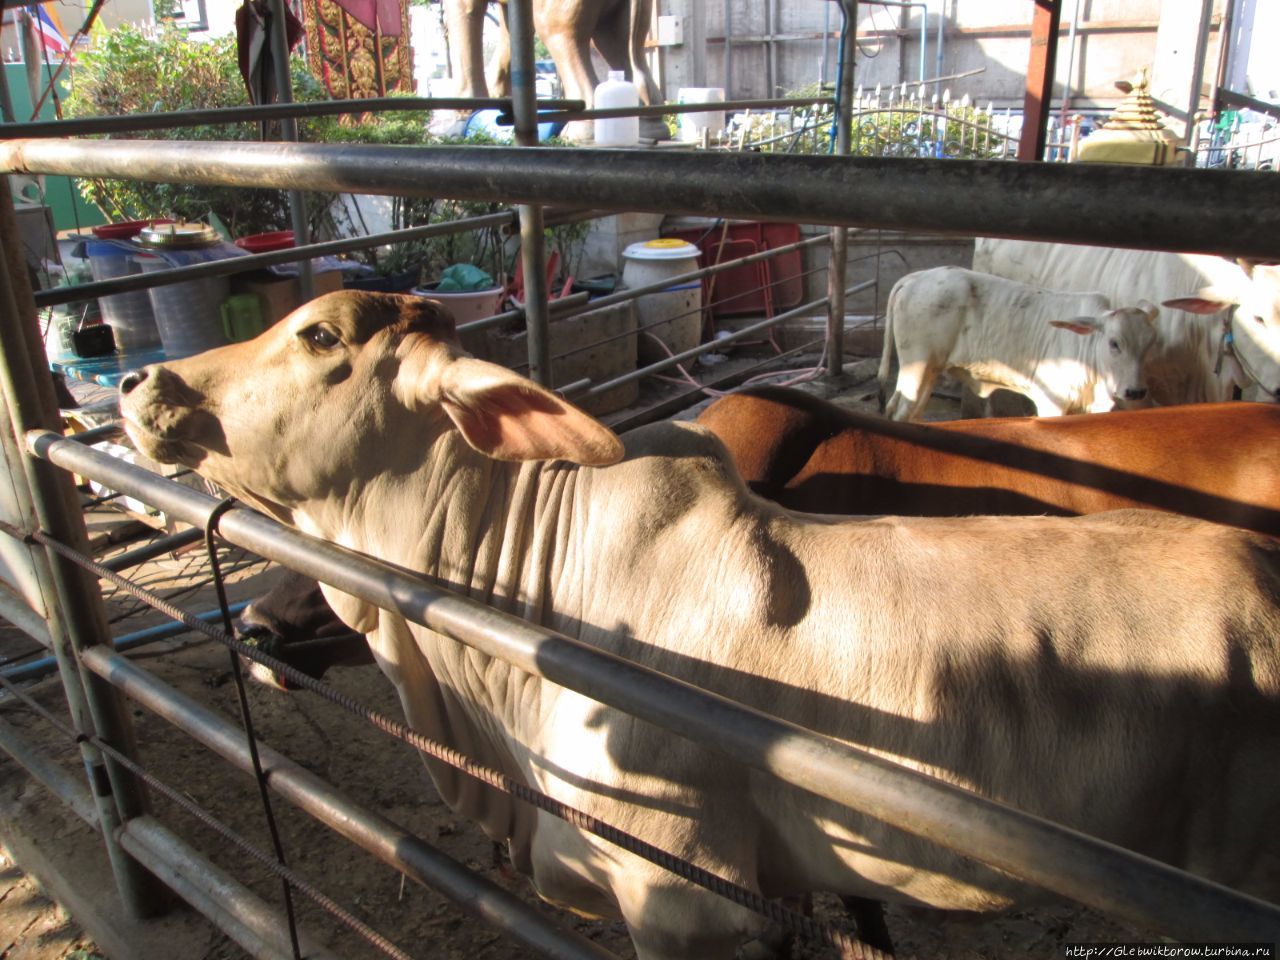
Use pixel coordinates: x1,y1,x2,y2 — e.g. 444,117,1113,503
119,292,1280,960
973,238,1280,405
877,266,1159,421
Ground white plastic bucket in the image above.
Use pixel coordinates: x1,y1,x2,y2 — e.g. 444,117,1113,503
621,239,702,365
412,285,506,325
677,87,727,142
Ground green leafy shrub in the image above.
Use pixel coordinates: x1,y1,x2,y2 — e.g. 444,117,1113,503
62,22,574,286
63,22,435,238
65,23,291,234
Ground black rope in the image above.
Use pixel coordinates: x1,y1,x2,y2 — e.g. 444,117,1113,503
203,498,303,960
33,526,892,960
0,669,414,960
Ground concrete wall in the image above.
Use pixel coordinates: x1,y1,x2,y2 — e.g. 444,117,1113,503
653,0,1227,114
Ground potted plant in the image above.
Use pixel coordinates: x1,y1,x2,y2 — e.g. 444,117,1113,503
413,263,506,324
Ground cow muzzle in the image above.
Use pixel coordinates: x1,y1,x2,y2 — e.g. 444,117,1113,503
118,365,225,462
1122,387,1148,401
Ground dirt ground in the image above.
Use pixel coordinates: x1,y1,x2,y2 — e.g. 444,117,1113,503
0,358,1149,960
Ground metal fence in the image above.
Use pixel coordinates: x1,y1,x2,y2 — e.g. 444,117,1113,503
2,24,1280,959
716,85,1278,173
1,133,1279,960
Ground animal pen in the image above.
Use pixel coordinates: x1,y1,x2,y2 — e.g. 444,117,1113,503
0,4,1279,959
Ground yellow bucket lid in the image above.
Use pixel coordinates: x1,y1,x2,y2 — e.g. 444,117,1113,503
623,238,700,260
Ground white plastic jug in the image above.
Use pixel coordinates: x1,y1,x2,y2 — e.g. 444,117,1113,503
593,71,639,146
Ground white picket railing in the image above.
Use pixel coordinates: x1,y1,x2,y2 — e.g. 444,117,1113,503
715,84,1277,172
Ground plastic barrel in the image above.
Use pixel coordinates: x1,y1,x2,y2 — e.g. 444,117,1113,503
621,239,702,365
86,222,169,353
136,222,237,358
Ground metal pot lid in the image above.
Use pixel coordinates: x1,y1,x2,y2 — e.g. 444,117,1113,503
136,221,221,249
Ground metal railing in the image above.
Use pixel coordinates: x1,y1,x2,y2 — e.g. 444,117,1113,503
3,11,1280,955
23,431,1280,947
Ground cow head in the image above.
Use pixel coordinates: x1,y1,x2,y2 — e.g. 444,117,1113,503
119,291,624,525
1049,300,1159,405
1162,262,1280,400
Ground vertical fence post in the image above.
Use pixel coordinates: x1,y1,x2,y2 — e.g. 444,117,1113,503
0,184,164,918
1018,0,1062,162
826,0,858,379
508,0,553,387
268,0,313,300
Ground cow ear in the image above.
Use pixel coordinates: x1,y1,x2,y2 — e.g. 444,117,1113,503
1163,286,1238,315
1049,317,1101,336
1162,295,1239,317
437,357,625,465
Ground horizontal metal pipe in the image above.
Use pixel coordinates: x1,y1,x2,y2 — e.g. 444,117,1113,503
603,338,825,433
3,139,1276,258
0,715,98,825
2,602,250,684
100,527,206,572
81,647,619,960
585,293,841,396
36,211,517,309
66,423,123,445
0,97,586,140
119,816,342,960
0,716,340,960
32,433,1280,942
562,234,829,321
497,95,834,123
458,290,591,334
0,580,51,648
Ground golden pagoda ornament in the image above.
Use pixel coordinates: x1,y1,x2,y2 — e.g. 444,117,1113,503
1075,67,1182,165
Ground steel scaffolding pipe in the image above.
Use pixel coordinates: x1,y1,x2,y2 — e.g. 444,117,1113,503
35,211,518,309
80,647,620,960
0,188,160,918
0,97,586,139
579,280,874,398
28,433,1280,943
119,818,344,960
0,579,51,648
496,95,835,125
2,602,251,684
0,713,340,960
4,139,1277,258
0,715,98,825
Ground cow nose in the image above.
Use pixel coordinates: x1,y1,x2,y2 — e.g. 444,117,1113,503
119,369,147,395
1273,386,1280,402
1124,388,1147,401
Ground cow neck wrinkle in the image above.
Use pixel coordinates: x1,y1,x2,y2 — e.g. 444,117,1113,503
324,430,587,624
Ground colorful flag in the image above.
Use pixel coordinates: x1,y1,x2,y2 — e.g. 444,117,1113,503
26,4,70,60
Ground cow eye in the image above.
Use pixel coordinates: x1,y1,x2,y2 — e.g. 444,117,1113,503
1109,339,1120,354
302,325,341,349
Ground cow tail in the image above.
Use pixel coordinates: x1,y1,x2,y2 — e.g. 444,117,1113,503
878,282,900,412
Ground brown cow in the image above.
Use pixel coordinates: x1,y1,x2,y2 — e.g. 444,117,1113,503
695,386,1280,537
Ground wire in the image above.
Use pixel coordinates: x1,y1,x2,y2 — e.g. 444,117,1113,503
203,498,302,960
32,527,891,960
0,668,415,960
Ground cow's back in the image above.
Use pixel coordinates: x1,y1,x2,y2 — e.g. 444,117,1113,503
697,388,1280,535
973,239,1229,403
